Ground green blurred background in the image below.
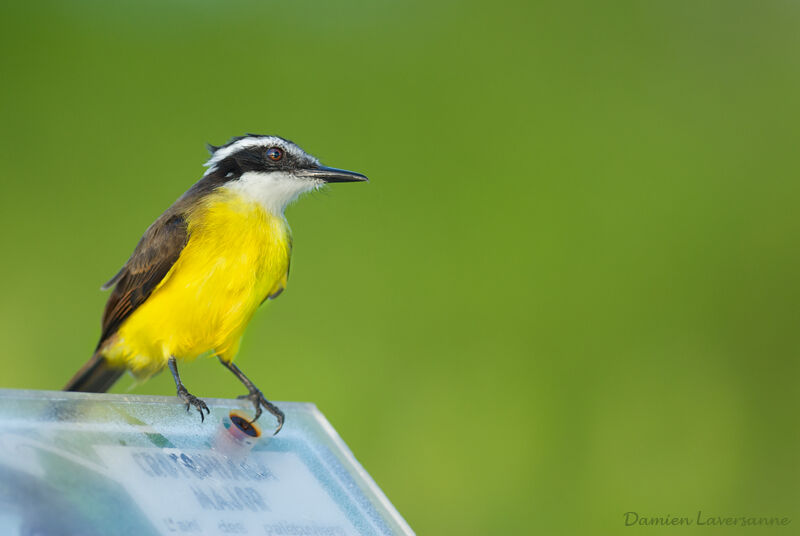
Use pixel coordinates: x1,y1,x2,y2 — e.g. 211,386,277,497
2,0,799,533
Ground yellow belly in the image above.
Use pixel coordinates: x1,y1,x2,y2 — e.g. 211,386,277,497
102,188,290,376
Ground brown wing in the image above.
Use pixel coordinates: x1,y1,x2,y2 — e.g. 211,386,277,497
97,213,188,349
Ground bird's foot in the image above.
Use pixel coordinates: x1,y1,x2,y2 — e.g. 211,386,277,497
177,386,210,422
238,389,284,434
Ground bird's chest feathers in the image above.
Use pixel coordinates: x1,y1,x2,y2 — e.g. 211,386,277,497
179,189,291,299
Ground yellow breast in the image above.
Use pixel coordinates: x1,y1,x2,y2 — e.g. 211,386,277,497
103,188,291,375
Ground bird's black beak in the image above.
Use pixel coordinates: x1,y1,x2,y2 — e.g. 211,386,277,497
298,166,369,183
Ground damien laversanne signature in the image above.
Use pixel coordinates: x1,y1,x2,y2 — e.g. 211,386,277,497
624,511,791,528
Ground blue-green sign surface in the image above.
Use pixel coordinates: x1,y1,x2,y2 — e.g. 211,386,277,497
0,389,413,536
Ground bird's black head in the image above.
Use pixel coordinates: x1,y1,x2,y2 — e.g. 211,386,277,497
204,134,368,183
198,134,367,215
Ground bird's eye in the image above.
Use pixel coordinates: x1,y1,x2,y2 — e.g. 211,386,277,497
266,147,283,161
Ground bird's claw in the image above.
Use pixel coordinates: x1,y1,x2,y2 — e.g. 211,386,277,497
238,389,285,434
177,386,210,422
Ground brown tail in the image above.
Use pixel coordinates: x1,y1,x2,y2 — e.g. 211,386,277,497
64,353,125,392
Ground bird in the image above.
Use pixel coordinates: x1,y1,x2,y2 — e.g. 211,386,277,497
64,134,368,434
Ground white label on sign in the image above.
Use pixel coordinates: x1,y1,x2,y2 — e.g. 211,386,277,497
95,445,360,535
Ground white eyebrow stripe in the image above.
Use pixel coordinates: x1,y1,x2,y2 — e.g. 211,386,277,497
203,136,317,170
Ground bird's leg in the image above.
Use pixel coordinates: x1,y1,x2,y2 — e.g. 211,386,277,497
217,356,284,434
168,356,210,422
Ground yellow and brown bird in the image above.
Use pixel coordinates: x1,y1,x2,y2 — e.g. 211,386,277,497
65,134,367,433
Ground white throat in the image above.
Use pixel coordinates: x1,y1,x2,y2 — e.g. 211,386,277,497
223,171,320,215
